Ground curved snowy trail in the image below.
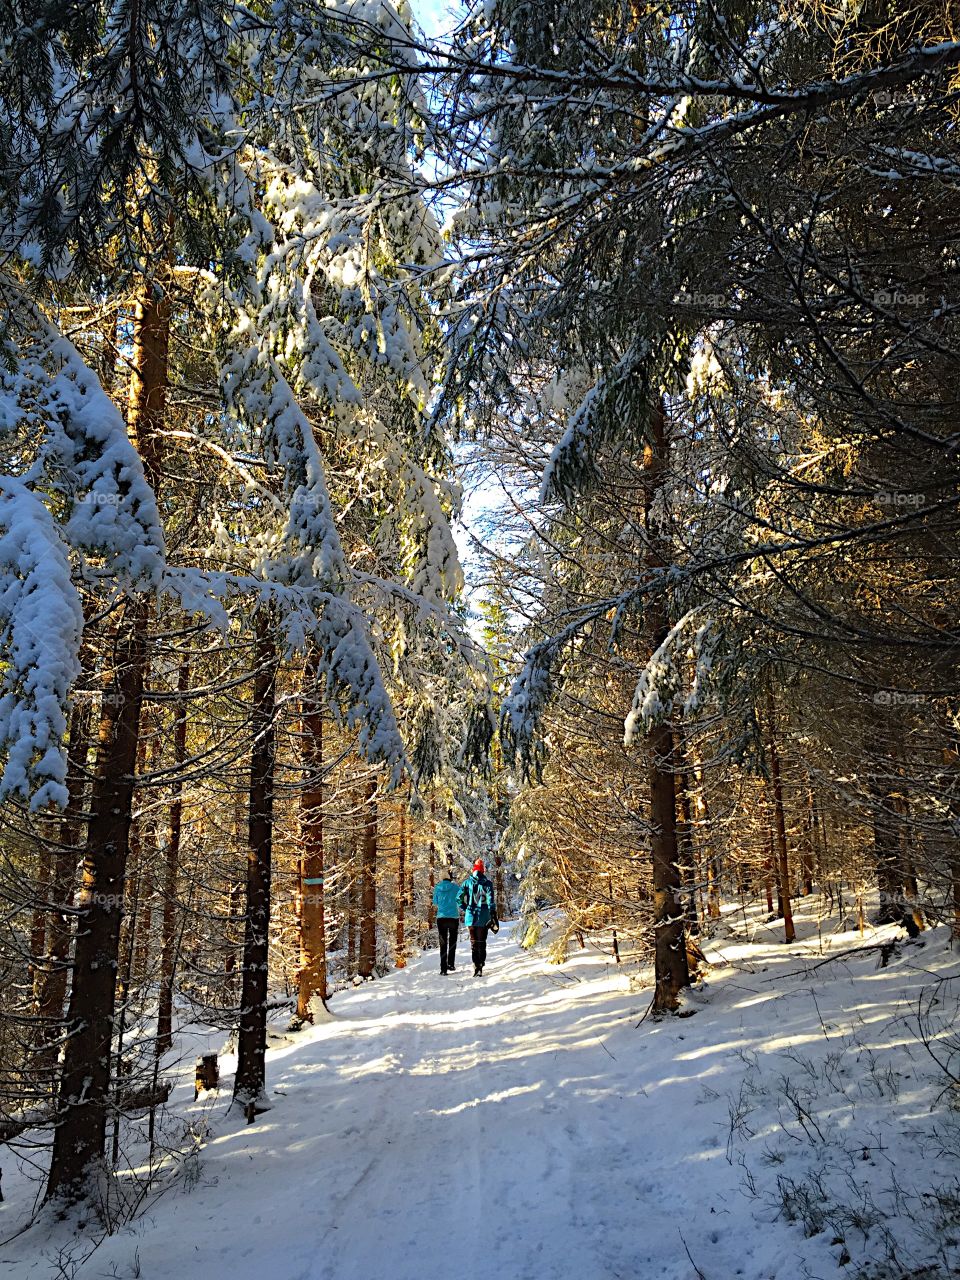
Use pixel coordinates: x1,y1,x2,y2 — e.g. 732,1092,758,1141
9,909,956,1280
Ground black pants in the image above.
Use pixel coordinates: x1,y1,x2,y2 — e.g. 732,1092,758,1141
437,918,459,971
469,925,489,969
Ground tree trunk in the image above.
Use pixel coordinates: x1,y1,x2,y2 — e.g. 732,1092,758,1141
801,787,816,896
644,399,689,1013
297,653,328,1019
27,853,51,1022
675,766,701,935
687,729,720,920
347,834,358,974
33,694,92,1086
771,817,784,918
427,796,436,929
132,720,161,982
115,725,151,1088
46,276,168,1206
872,786,904,924
46,608,147,1203
649,721,689,1010
358,779,378,978
406,784,416,935
233,616,277,1112
156,654,189,1056
766,689,796,943
395,802,406,968
494,850,505,915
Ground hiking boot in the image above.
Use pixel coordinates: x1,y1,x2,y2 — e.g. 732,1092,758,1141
473,965,480,976
440,967,448,975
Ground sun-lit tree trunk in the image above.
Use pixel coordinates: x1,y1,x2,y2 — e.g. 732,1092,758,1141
675,766,701,936
358,779,378,978
46,278,169,1205
297,653,328,1018
347,822,358,973
156,653,190,1056
131,709,163,982
649,720,690,1009
801,786,816,896
395,802,407,968
115,724,150,1073
233,616,277,1113
766,689,796,943
491,736,506,910
427,795,436,929
46,607,147,1202
772,821,785,919
683,741,720,921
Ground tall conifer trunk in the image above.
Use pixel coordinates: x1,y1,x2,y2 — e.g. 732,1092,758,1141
46,279,168,1205
156,654,189,1056
802,786,816,896
675,765,701,935
427,796,436,928
46,609,147,1202
395,803,406,968
297,653,328,1018
358,780,378,978
347,833,358,974
645,400,690,1012
872,786,904,924
766,689,796,943
233,616,277,1112
33,694,91,1087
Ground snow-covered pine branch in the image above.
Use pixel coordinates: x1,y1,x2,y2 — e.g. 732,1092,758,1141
0,477,83,808
1,287,165,586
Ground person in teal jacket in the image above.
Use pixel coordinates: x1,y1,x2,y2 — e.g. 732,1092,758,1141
432,868,461,974
458,860,498,976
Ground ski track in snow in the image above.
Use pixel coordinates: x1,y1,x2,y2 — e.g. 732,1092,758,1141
3,905,960,1280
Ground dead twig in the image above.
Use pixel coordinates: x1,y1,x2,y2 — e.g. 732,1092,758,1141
679,1230,708,1280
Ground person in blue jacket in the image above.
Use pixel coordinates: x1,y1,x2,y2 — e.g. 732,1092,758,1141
432,867,461,974
458,859,498,976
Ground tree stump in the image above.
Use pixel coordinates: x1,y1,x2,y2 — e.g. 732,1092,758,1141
194,1053,219,1100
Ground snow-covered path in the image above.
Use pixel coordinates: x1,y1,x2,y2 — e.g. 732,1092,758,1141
5,909,960,1280
168,934,685,1280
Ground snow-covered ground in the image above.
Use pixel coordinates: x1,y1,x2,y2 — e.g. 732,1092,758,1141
3,900,960,1279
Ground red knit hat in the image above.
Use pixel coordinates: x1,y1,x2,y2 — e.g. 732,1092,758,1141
473,859,485,873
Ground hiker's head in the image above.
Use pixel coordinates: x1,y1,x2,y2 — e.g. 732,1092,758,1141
473,859,485,874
